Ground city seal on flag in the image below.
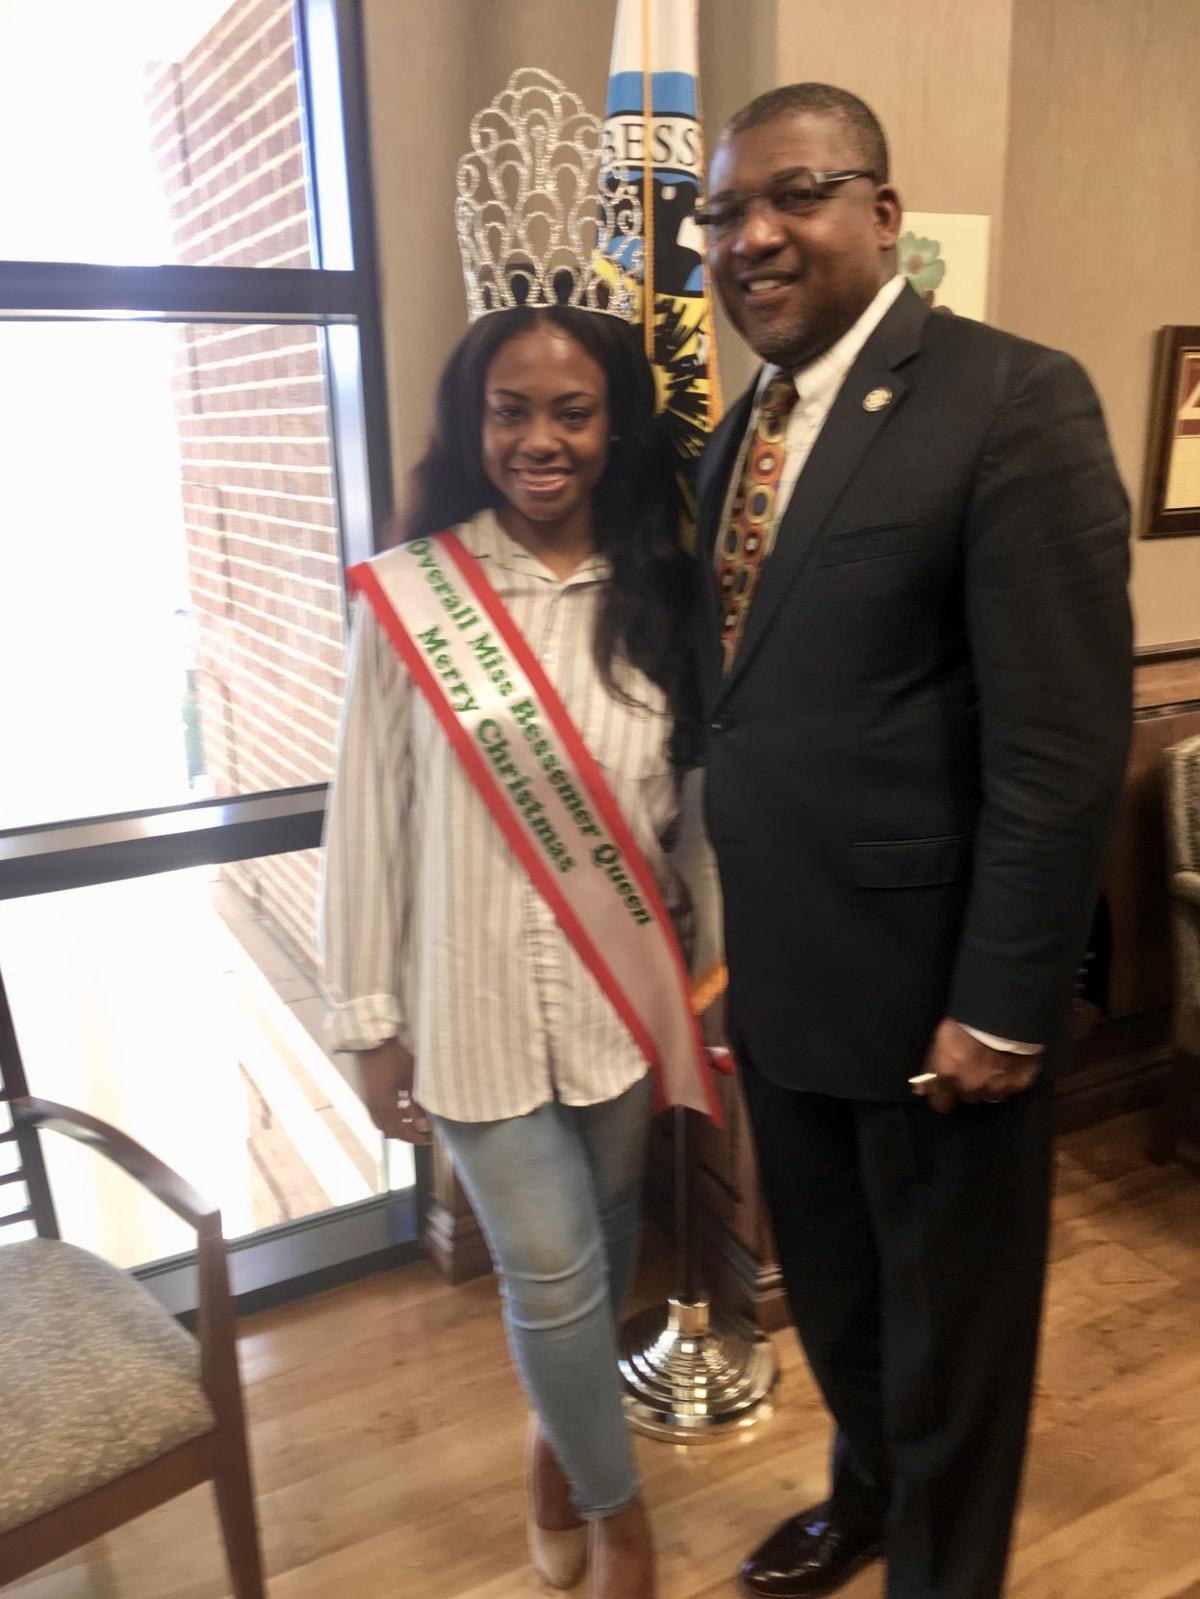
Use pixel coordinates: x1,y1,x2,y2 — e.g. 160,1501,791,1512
601,0,721,495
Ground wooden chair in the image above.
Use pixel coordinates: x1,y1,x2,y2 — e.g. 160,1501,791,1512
0,970,265,1593
1150,732,1200,1166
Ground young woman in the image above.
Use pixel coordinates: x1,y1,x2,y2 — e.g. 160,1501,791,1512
319,302,704,1599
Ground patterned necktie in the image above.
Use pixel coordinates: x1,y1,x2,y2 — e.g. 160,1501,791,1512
716,372,798,672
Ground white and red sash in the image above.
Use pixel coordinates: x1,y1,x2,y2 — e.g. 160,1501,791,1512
348,530,721,1124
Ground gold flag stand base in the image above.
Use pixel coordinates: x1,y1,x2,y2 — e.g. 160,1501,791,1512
618,1104,780,1442
619,1294,779,1441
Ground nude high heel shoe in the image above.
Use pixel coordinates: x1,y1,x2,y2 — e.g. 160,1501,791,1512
526,1420,588,1589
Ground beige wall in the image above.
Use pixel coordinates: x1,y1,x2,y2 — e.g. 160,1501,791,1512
363,0,1199,645
772,0,1199,646
364,0,614,494
363,0,776,473
996,0,1200,648
699,0,779,398
774,0,1015,273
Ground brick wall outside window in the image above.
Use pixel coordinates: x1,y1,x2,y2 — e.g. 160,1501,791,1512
145,0,348,974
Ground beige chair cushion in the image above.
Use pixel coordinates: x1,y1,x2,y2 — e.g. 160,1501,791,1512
0,1238,215,1534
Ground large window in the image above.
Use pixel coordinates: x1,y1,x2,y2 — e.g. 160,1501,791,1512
0,320,347,832
0,855,385,1265
0,0,415,1307
0,0,320,270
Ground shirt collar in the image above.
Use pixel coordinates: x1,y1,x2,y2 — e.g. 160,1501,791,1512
756,273,905,412
459,509,611,586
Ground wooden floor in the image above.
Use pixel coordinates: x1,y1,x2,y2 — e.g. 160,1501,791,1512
9,1111,1200,1599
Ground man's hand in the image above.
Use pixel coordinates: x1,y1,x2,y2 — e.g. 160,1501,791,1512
351,1038,431,1144
912,1018,1042,1115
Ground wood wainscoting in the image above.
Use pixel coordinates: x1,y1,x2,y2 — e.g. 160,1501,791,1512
424,1138,490,1286
1058,646,1200,1128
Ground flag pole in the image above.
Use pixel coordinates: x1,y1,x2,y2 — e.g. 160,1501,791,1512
612,0,778,1438
639,0,656,363
692,29,724,425
618,834,778,1438
618,1096,779,1441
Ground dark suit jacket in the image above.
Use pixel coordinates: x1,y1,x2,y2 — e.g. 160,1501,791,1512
696,284,1133,1099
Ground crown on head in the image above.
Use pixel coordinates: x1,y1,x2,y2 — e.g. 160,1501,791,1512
456,68,643,323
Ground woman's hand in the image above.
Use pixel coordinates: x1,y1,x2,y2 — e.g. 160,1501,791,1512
351,1038,432,1145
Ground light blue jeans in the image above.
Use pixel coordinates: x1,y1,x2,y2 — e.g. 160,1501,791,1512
432,1074,652,1518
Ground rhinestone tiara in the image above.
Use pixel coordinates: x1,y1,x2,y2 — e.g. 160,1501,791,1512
456,67,643,323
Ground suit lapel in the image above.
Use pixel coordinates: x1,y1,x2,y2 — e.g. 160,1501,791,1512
716,284,931,704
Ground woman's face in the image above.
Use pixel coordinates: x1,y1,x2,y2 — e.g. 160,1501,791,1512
481,323,610,539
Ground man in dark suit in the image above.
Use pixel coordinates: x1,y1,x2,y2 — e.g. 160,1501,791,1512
693,84,1132,1599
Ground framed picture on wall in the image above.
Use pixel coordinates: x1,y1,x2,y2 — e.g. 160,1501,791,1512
897,213,990,322
1141,325,1200,538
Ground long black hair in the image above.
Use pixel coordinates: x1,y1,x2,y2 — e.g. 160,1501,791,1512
398,305,696,737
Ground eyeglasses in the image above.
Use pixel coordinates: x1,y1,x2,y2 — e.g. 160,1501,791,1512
694,169,877,237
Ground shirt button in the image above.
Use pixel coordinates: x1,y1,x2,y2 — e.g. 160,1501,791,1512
709,713,733,733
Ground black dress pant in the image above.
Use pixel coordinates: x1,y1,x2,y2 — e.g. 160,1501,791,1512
740,1048,1055,1599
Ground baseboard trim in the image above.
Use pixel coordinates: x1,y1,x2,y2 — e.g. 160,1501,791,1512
1054,1011,1173,1133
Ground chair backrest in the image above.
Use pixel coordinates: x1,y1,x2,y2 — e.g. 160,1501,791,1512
1165,733,1200,877
0,967,59,1241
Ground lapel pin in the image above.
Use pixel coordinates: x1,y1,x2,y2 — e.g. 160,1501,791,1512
862,386,893,413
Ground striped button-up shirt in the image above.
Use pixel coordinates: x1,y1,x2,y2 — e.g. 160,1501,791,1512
317,510,688,1123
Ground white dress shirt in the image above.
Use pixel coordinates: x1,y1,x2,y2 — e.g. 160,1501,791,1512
718,273,907,554
720,274,1038,1058
317,510,691,1123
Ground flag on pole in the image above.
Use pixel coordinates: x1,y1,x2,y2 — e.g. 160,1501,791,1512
602,0,726,1014
603,0,722,533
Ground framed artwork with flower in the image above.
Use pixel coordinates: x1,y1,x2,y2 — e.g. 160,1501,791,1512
898,213,991,322
1141,326,1200,539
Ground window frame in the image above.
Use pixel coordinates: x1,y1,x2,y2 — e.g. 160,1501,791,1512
0,0,387,875
0,0,425,1306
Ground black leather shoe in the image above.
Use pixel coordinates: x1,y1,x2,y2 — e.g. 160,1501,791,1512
738,1502,884,1598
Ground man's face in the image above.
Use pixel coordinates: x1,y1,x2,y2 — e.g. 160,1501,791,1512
707,112,901,370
